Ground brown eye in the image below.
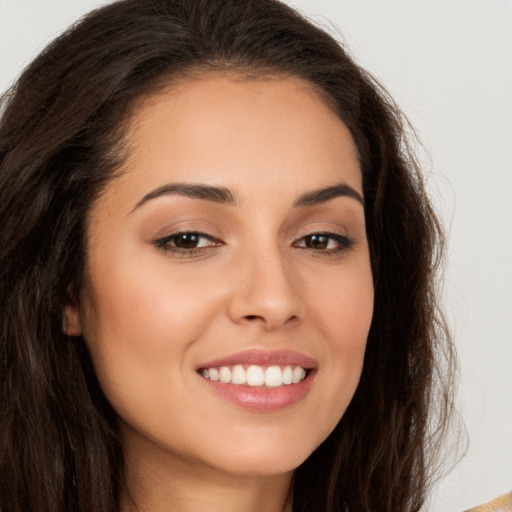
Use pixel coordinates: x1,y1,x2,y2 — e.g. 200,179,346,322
154,231,220,254
294,232,355,253
304,234,330,250
172,233,202,249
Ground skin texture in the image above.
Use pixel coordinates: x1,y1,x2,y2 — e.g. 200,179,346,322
64,75,374,512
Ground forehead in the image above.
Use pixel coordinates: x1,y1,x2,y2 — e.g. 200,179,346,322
97,73,362,212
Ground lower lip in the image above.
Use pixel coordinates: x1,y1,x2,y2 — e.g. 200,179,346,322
200,372,315,412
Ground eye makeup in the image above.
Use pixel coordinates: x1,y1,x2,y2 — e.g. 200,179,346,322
141,193,364,261
154,229,223,258
152,227,356,261
293,232,355,256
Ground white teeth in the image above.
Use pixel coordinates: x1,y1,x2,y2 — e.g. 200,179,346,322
246,365,265,386
282,365,293,385
231,364,247,385
265,366,283,387
209,368,220,381
292,366,306,384
200,364,308,387
219,366,232,383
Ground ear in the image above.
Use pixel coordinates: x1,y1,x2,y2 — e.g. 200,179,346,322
62,287,82,337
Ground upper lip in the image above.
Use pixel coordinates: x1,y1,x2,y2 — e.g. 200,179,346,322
197,349,317,370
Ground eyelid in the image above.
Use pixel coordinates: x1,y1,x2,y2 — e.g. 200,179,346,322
291,221,347,242
149,216,223,238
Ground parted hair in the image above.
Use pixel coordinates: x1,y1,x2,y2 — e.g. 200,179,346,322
0,1,455,511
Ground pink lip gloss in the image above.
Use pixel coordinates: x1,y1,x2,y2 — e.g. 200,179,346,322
197,349,317,412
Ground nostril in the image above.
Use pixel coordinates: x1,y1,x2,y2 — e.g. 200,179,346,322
242,313,299,326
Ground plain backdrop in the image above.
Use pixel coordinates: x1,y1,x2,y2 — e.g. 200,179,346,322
1,1,511,511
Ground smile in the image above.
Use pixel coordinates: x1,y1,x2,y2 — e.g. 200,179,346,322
197,349,316,411
199,364,307,388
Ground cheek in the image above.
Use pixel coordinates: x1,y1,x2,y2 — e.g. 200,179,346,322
79,256,220,413
83,251,218,345
302,260,373,427
307,257,374,352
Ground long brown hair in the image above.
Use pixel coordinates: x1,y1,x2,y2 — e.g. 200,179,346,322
0,1,456,511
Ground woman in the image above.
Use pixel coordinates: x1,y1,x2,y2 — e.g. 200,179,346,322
0,0,455,511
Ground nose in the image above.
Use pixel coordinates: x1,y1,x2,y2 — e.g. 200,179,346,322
227,246,305,331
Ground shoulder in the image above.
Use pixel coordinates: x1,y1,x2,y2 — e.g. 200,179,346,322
465,491,512,512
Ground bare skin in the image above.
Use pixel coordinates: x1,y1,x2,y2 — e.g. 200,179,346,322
65,74,374,511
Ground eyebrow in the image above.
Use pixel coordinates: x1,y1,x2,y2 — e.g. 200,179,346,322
132,183,236,211
132,181,363,212
293,183,364,207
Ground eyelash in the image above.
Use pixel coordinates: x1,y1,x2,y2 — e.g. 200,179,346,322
293,232,355,255
154,230,355,258
154,230,221,258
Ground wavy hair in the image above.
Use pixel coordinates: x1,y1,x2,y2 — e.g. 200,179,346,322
0,1,455,511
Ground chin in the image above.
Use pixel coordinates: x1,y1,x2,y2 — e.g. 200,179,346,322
199,432,320,478
212,453,307,478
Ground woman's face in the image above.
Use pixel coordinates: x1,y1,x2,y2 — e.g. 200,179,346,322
66,75,374,478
